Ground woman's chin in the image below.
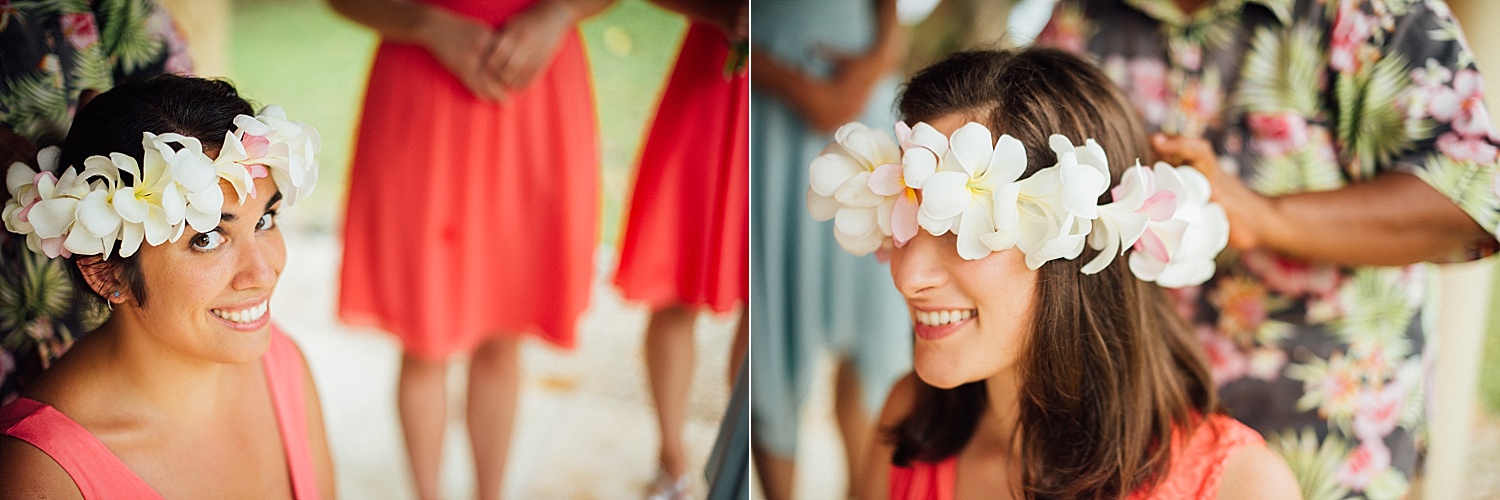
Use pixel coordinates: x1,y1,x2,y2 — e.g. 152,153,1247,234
913,357,970,389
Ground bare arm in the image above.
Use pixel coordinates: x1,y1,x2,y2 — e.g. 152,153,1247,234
325,0,509,100
751,0,903,134
1153,134,1492,266
647,0,747,39
0,436,84,500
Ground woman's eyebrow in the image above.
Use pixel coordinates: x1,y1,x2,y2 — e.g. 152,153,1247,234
219,191,286,222
264,191,284,211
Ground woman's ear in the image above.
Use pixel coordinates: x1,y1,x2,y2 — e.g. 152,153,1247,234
75,256,126,305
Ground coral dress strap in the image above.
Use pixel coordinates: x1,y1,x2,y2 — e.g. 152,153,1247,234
889,457,957,500
0,398,162,499
263,326,320,499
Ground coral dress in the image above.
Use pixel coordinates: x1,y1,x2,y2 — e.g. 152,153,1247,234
339,0,599,357
0,328,320,499
613,21,747,313
889,413,1264,500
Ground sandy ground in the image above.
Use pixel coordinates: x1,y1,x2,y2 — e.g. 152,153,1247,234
272,229,737,499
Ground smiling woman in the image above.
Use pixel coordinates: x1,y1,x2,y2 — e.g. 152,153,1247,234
809,48,1303,500
0,75,334,499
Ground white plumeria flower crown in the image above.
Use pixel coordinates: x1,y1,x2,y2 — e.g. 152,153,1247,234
2,105,321,260
807,121,1230,288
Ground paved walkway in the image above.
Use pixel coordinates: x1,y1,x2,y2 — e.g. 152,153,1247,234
273,229,736,499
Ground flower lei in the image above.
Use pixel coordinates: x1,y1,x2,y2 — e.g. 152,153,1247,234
807,121,1230,288
2,105,320,259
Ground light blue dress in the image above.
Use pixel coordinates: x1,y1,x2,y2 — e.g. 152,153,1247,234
749,0,913,457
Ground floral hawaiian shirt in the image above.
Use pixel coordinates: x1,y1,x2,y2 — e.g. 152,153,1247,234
0,0,189,404
1041,0,1500,498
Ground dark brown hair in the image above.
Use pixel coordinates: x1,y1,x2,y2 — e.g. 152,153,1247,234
888,48,1217,498
58,74,255,308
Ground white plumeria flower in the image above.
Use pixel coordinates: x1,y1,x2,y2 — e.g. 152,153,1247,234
1,107,321,260
1001,135,1110,269
917,122,1029,260
233,105,321,207
1083,161,1176,274
808,122,902,255
900,122,960,238
1127,162,1229,287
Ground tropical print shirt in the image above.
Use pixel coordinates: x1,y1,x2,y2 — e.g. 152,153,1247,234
1040,1,1500,498
0,0,189,404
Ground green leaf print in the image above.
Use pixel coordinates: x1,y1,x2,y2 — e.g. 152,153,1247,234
0,70,70,143
1250,138,1346,196
12,0,90,17
0,248,75,345
1329,268,1415,360
1236,24,1324,115
1269,428,1353,500
1414,153,1500,234
98,0,163,75
1336,54,1424,179
69,44,115,95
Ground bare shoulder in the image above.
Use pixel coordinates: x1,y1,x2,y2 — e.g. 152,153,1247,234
0,435,84,500
1216,443,1302,500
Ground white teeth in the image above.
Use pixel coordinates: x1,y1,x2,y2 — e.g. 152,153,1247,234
212,301,268,324
914,309,976,327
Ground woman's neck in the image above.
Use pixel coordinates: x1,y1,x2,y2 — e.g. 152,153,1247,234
80,313,246,417
975,370,1023,457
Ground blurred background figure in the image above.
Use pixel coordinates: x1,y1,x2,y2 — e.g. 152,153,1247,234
609,0,748,499
748,1,912,499
0,0,191,406
327,0,615,498
1036,1,1496,498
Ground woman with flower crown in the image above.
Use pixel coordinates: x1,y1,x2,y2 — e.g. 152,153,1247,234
809,48,1302,499
327,0,613,498
0,75,333,498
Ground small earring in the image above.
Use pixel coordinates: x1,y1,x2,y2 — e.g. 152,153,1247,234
112,291,121,297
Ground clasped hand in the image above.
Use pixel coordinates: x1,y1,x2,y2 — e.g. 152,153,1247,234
420,2,573,102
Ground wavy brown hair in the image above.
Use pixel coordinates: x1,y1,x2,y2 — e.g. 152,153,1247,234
887,48,1218,499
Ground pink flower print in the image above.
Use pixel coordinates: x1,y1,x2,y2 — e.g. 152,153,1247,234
1436,131,1500,164
1127,58,1170,127
1241,249,1340,298
1166,284,1202,321
1330,0,1376,73
1337,438,1392,492
59,13,99,51
1247,347,1288,381
1036,7,1089,54
1209,274,1271,336
1197,326,1249,386
1172,43,1203,73
1246,112,1311,158
1352,384,1404,441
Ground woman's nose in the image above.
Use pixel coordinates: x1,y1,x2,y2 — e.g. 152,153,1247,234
232,239,280,291
891,232,949,298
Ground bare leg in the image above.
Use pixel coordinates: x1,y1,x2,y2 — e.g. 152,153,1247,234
468,336,521,500
752,445,796,500
645,305,697,479
398,352,449,500
834,358,871,492
727,312,747,387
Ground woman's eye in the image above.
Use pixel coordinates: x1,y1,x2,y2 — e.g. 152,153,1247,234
191,231,226,251
257,212,277,231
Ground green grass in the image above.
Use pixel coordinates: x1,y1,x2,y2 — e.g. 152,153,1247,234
1483,266,1500,414
228,0,685,247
